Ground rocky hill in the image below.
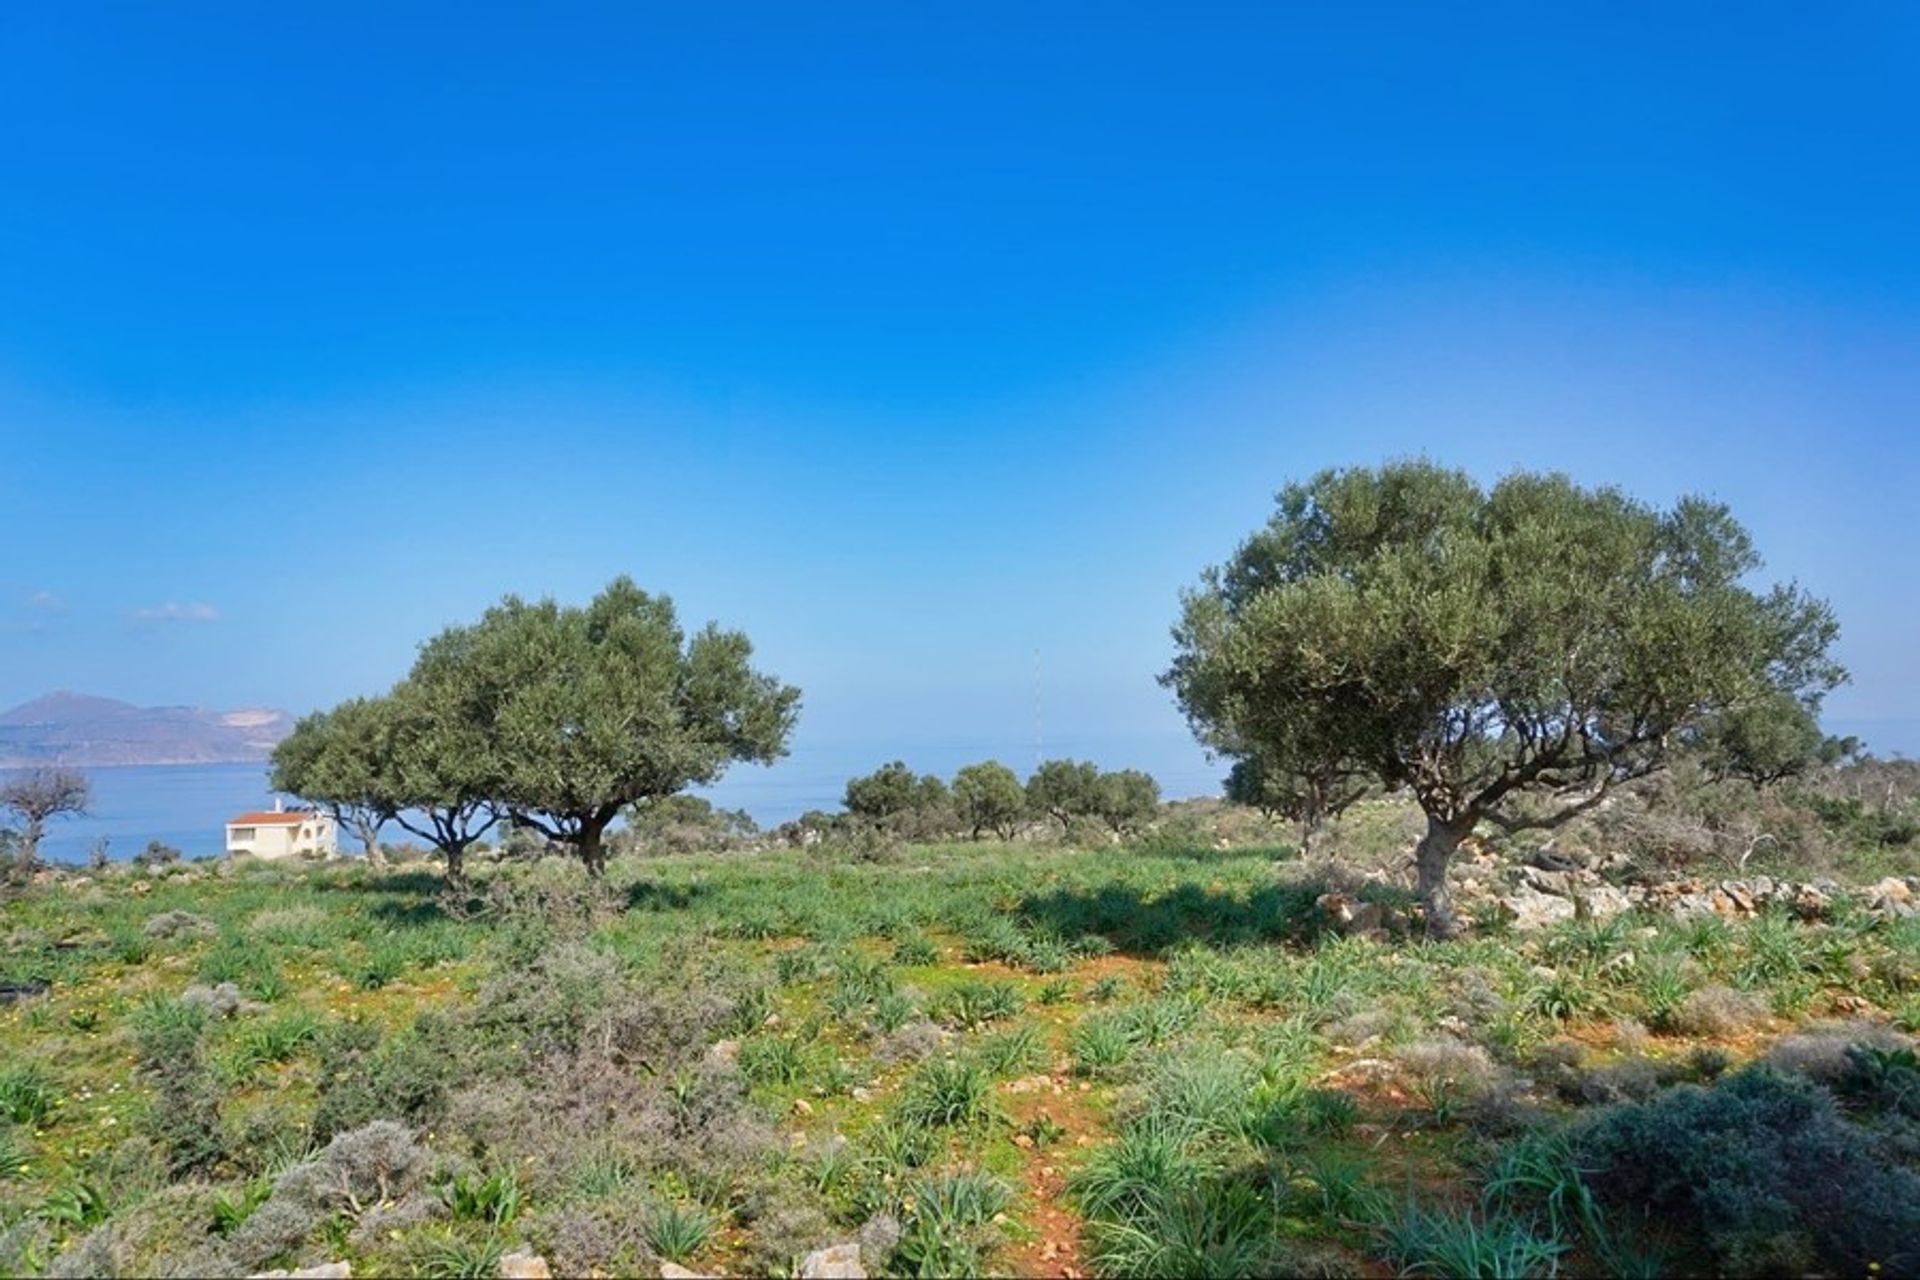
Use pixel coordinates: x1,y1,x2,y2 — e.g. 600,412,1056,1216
0,691,295,767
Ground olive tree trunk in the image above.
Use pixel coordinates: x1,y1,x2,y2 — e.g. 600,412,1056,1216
1414,814,1473,939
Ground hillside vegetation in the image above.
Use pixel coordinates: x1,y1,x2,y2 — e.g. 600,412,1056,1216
2,807,1917,1278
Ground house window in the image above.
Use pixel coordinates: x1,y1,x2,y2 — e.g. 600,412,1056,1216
231,827,256,841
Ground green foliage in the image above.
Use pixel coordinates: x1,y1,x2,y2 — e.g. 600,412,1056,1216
1378,1204,1568,1279
845,762,951,837
952,761,1027,839
405,576,800,872
928,978,1023,1029
644,1201,717,1262
0,1064,57,1125
898,1057,996,1128
1575,1066,1920,1274
438,1167,522,1226
1027,759,1102,834
1167,461,1845,932
892,1170,1012,1277
1094,768,1162,835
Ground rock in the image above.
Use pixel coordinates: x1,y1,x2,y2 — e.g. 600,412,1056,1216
144,909,218,940
799,1242,867,1279
1316,893,1386,939
792,1096,814,1117
0,980,51,1006
1497,885,1576,931
1790,884,1833,919
659,1265,714,1280
499,1251,552,1279
1574,886,1633,922
706,1039,738,1067
1871,877,1914,904
250,1264,351,1279
181,982,247,1018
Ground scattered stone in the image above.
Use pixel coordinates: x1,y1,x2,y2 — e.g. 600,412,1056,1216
0,980,51,1006
499,1250,552,1279
792,1096,814,1117
1497,885,1577,931
143,909,217,940
1574,885,1633,922
180,982,247,1019
659,1265,711,1280
1316,892,1386,939
250,1263,351,1279
706,1039,738,1067
799,1242,867,1278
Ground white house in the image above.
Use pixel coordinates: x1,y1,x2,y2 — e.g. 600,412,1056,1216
225,799,336,860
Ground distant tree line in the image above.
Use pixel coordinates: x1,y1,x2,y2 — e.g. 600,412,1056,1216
822,756,1162,843
273,577,799,887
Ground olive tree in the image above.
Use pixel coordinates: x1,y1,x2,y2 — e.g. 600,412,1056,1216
1166,461,1844,936
845,761,950,834
1093,768,1160,836
1025,759,1101,835
0,767,90,869
271,698,401,868
411,577,799,876
1222,753,1369,857
953,761,1026,840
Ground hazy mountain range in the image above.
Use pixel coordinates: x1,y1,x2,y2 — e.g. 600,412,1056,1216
0,692,296,768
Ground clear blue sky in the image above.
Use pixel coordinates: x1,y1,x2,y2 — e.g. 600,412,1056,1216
3,4,1917,807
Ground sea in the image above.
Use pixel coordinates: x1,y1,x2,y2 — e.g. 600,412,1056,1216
17,731,1224,864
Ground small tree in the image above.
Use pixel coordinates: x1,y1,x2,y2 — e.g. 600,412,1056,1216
1093,769,1161,836
271,698,401,868
1694,690,1827,789
0,767,90,869
1167,462,1844,936
845,761,950,834
1025,759,1101,835
411,577,799,876
953,761,1026,840
1222,753,1369,857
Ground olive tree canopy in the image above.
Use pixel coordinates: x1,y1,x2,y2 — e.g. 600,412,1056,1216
1165,461,1844,935
953,761,1026,840
271,698,402,868
412,576,799,874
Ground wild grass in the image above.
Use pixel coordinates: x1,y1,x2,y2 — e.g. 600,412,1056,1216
0,838,1914,1278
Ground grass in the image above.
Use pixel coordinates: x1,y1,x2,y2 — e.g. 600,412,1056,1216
0,836,1915,1278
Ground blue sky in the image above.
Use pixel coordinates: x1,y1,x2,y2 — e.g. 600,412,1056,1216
2,4,1917,808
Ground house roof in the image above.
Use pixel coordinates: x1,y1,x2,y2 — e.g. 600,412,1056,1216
227,810,318,826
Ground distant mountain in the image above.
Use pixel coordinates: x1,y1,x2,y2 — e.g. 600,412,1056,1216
0,692,296,768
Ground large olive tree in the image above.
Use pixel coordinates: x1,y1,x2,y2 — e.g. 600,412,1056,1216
1165,461,1844,936
411,577,799,876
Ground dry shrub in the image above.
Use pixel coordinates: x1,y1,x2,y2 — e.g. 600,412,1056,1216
1763,1020,1913,1084
1673,985,1769,1038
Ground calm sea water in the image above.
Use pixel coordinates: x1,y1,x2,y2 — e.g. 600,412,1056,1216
20,732,1223,864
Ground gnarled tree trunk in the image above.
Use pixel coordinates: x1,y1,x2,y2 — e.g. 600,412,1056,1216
1415,813,1473,938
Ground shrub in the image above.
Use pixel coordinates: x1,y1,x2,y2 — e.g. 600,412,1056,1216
1574,1066,1920,1274
1671,984,1768,1037
927,979,1023,1029
1378,1204,1569,1279
141,910,218,941
891,1170,1011,1277
0,1064,57,1126
898,1057,995,1128
644,1201,716,1263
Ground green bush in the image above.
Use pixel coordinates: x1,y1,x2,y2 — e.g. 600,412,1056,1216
1575,1066,1920,1274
